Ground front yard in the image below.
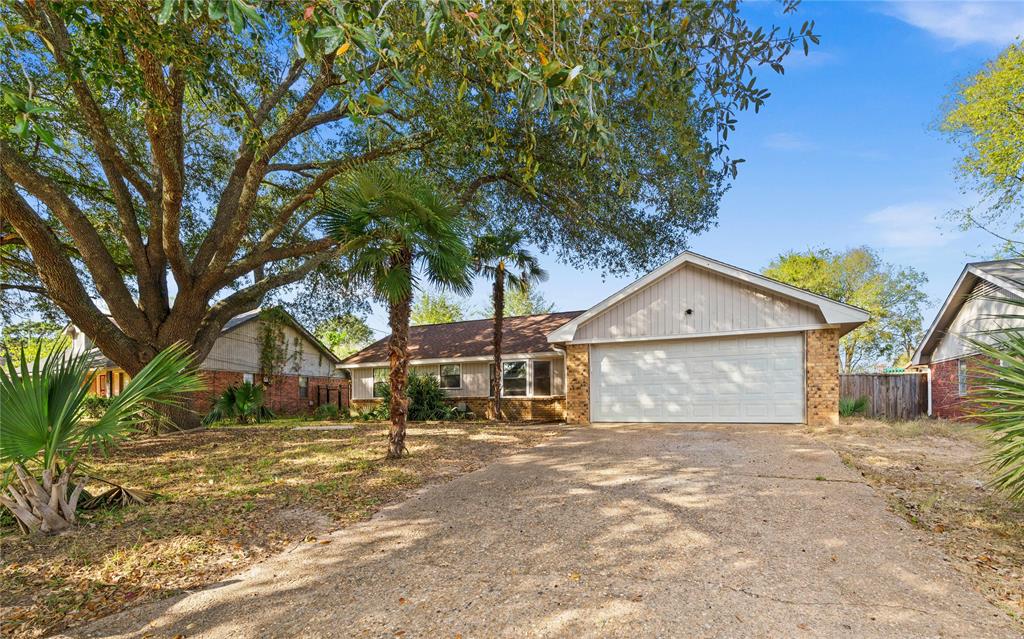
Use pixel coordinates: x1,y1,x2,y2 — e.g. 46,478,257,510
810,417,1024,626
0,420,561,638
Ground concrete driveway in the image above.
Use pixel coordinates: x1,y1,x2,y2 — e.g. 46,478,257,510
68,424,1020,639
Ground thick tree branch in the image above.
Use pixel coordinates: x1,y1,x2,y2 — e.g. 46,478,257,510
213,236,338,290
34,5,154,265
0,143,148,334
0,170,140,364
136,47,191,286
196,57,338,276
459,171,516,207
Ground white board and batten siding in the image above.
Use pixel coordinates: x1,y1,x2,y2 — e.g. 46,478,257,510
575,264,824,342
575,263,823,424
932,281,1024,363
203,321,337,377
350,358,565,401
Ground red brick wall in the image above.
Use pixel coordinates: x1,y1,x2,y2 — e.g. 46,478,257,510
931,356,980,420
194,370,349,418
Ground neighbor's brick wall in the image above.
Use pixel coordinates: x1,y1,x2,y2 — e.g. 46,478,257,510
806,329,840,426
565,344,590,425
931,355,989,421
195,370,345,417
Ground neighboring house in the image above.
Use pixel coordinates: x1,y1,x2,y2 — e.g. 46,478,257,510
342,312,580,420
911,259,1024,420
343,251,869,425
66,308,344,415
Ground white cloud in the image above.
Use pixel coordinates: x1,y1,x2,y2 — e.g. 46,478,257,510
882,1,1024,47
864,202,958,249
763,132,817,152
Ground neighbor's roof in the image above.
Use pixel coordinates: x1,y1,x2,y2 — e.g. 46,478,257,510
76,307,341,369
341,311,584,366
912,259,1024,365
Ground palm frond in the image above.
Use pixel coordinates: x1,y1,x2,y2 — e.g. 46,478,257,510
963,300,1024,500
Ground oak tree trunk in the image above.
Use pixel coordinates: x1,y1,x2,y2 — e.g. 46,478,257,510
386,249,414,459
491,266,505,420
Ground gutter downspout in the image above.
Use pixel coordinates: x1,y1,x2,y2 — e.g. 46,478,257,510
927,365,933,417
551,344,568,400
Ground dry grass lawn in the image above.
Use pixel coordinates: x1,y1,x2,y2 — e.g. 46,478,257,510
0,420,561,638
810,417,1024,627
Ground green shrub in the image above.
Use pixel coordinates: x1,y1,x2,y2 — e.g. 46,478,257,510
839,396,869,417
203,382,275,425
313,403,340,420
81,393,113,418
407,373,457,420
356,373,462,421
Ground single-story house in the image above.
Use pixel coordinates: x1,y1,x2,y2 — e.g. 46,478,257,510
342,311,579,420
342,251,869,425
911,259,1024,419
66,308,344,415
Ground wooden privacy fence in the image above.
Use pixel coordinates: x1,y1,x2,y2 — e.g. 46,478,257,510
840,373,928,420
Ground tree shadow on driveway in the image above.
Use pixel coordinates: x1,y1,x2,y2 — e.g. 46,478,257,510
63,424,1020,639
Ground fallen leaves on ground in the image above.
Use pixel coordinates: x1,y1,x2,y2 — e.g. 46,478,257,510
811,417,1024,629
1,420,561,638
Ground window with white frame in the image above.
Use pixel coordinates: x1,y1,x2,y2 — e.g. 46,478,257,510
298,375,309,398
243,372,254,384
439,364,461,389
533,360,552,396
502,361,528,396
372,367,388,398
957,359,968,397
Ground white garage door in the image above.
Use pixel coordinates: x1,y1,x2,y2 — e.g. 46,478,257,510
591,333,805,423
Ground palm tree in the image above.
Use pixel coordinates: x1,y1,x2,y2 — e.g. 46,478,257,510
0,342,204,533
324,165,471,458
472,229,548,419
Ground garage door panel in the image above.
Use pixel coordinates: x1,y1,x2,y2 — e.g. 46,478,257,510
591,333,805,423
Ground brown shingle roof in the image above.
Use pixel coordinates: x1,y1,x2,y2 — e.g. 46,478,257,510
342,311,585,364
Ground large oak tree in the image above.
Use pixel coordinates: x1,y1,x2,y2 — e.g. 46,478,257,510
1,1,816,425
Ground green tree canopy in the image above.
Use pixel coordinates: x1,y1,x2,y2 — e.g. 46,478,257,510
941,42,1024,253
497,284,556,317
0,320,66,367
314,314,374,359
763,247,928,372
411,292,468,326
0,1,817,387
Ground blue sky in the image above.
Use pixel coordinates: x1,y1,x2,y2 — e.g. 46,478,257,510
364,1,1023,336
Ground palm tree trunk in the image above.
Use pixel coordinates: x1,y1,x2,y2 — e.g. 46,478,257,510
387,250,414,458
492,265,504,420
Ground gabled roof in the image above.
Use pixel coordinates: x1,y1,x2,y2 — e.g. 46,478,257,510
911,259,1024,365
547,250,870,343
74,307,341,368
220,307,341,365
341,311,584,366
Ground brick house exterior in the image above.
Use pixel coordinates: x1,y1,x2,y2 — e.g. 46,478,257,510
911,259,1023,420
72,308,346,418
345,252,866,426
343,313,579,422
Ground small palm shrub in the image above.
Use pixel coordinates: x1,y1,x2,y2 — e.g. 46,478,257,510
313,403,340,420
839,396,869,417
0,342,204,533
203,382,275,425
